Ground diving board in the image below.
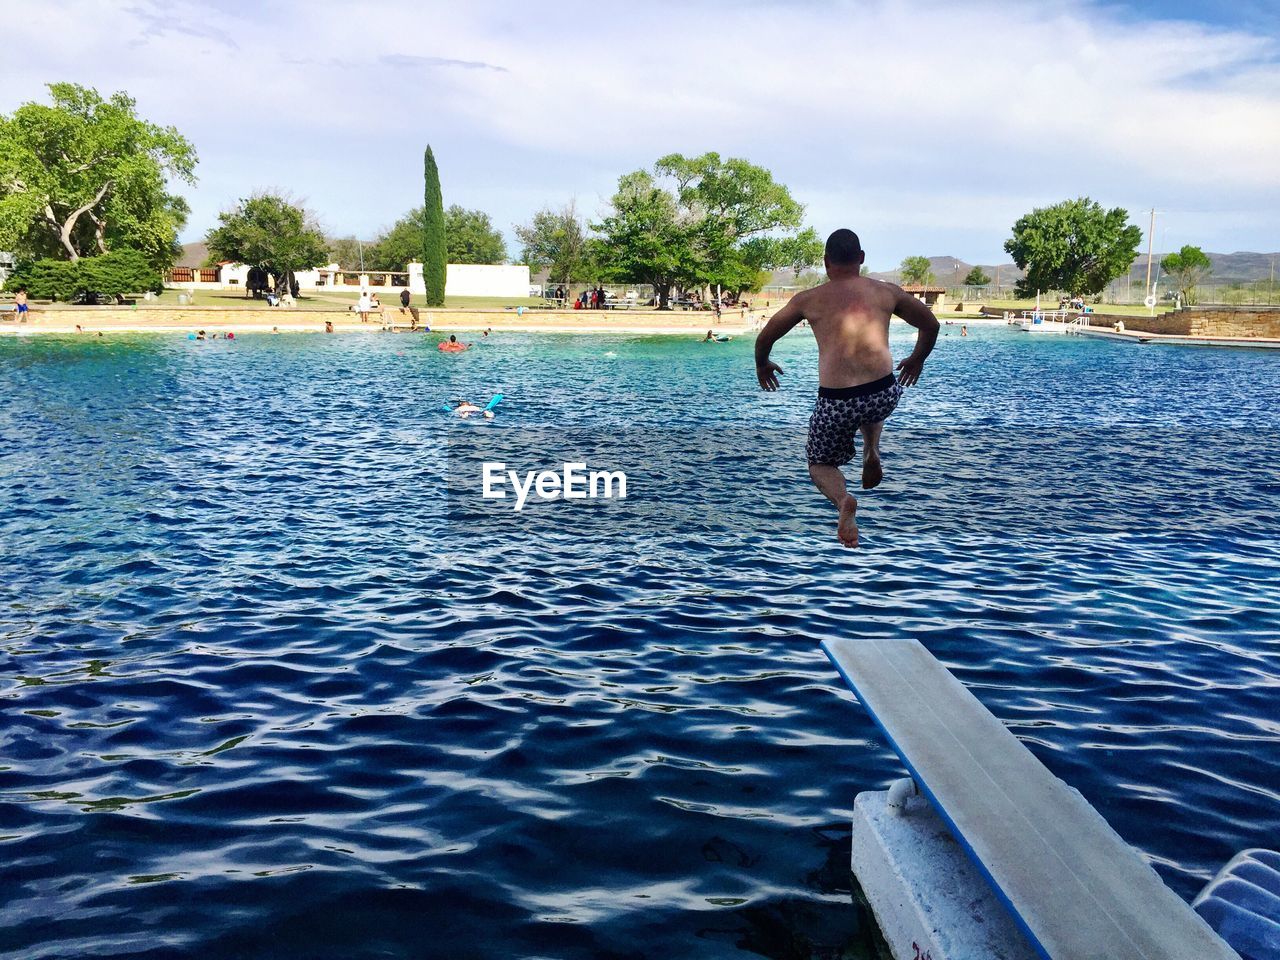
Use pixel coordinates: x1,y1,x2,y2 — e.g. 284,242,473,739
822,638,1240,960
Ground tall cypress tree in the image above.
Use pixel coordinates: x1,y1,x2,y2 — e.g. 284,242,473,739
422,146,447,306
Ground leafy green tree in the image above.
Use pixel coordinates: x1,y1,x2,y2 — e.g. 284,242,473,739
1005,197,1141,297
0,83,196,269
205,194,328,295
422,146,447,306
592,171,693,309
326,235,366,270
963,266,991,286
774,228,825,277
514,202,590,284
369,204,505,270
445,205,504,264
593,153,816,305
900,256,935,286
654,152,808,291
368,214,421,271
1160,245,1212,305
6,248,161,302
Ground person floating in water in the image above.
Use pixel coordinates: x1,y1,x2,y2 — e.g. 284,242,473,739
703,330,732,342
438,334,470,352
755,229,939,547
450,400,494,420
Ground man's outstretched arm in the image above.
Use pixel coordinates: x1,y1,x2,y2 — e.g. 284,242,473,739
755,297,805,391
893,288,940,387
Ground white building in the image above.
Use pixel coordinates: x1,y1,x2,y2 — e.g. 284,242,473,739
166,258,529,300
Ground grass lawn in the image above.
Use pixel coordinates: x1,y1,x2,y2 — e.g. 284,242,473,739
980,299,1175,316
141,289,548,311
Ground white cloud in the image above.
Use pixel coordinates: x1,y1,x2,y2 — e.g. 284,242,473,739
3,0,1278,262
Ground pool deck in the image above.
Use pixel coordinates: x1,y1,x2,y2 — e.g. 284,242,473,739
0,306,764,337
1071,326,1280,349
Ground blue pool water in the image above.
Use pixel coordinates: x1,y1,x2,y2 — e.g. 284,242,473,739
1,325,1278,959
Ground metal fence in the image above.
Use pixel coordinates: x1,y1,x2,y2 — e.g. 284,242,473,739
945,280,1279,307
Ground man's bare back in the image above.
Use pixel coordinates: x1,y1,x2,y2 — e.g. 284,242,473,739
754,229,939,547
757,274,938,389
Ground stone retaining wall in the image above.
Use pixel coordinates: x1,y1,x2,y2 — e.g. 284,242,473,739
1085,307,1280,338
1084,312,1192,335
1186,306,1280,339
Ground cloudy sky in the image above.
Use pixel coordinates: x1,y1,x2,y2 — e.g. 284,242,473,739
5,0,1278,268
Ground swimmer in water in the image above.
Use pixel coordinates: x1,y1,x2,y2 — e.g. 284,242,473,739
755,229,938,548
452,400,494,420
439,334,470,351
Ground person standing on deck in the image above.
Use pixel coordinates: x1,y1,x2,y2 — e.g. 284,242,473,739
754,229,939,548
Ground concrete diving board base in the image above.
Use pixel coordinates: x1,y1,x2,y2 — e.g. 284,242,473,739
823,638,1240,960
854,786,1037,960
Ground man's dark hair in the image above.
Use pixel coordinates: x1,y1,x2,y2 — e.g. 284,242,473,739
825,229,863,266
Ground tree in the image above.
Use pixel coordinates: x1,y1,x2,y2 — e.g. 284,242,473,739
445,205,505,264
6,249,162,302
1160,245,1212,305
654,152,809,293
593,153,817,305
514,202,590,285
900,256,935,287
0,83,196,269
422,146,447,306
205,194,328,295
592,171,693,309
326,235,366,270
963,266,991,286
1004,197,1141,298
369,204,505,270
368,213,422,271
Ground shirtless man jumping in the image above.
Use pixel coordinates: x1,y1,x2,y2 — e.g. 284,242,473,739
755,229,939,547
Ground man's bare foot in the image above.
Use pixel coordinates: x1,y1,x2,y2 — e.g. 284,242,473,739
862,454,883,489
837,495,859,547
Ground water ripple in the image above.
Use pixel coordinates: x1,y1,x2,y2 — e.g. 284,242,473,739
1,328,1277,959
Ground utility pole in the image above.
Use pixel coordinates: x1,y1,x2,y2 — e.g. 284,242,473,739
1144,208,1156,296
1143,208,1157,314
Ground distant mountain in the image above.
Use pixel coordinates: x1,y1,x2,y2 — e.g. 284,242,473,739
849,251,1280,287
1124,251,1279,285
176,242,210,268
866,257,1022,286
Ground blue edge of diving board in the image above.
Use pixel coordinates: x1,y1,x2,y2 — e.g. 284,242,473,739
819,638,1055,959
819,640,1239,960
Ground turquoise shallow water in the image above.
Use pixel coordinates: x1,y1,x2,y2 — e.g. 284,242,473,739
1,325,1278,959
